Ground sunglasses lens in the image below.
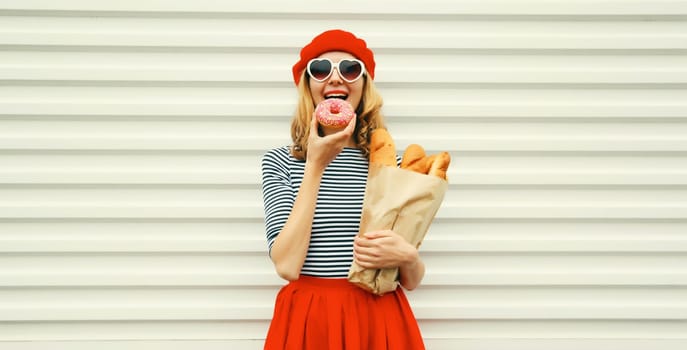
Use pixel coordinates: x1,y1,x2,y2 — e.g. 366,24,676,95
308,59,332,81
339,60,363,81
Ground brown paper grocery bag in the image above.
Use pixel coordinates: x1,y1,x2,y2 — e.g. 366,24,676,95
348,163,448,295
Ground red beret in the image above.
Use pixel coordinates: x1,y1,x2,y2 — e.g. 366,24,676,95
292,29,376,85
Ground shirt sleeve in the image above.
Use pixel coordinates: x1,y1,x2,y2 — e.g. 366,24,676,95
261,147,295,255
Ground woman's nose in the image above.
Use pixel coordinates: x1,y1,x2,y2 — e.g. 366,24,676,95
328,67,343,83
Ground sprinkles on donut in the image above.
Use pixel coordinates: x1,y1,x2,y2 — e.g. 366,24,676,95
315,98,355,128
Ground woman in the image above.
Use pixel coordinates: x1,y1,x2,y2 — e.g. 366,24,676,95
261,29,426,349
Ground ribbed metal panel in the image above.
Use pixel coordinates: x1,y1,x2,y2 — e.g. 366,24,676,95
1,1,686,349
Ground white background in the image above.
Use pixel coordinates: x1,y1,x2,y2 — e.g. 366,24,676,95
1,1,687,349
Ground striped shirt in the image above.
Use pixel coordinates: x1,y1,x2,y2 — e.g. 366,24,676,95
261,146,369,278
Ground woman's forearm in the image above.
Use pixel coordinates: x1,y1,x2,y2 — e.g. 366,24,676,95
399,249,425,291
269,164,323,281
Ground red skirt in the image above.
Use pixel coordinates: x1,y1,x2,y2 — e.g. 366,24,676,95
264,275,425,350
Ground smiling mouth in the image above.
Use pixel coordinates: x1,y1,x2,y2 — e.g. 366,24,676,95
325,93,348,100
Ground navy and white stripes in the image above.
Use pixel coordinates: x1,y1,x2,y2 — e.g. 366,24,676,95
261,146,368,278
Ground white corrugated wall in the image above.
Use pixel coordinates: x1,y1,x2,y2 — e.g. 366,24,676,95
1,1,686,349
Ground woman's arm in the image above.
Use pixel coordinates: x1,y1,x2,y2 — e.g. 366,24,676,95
268,163,323,281
353,230,426,290
266,116,357,281
398,247,425,291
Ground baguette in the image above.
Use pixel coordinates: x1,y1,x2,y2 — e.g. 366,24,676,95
369,129,397,167
427,152,451,180
401,144,430,174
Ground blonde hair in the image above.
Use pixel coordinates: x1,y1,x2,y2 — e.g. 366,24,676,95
290,72,386,160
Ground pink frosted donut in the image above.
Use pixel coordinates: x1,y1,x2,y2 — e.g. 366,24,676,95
315,99,355,128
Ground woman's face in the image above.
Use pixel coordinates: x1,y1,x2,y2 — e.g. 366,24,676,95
309,51,365,116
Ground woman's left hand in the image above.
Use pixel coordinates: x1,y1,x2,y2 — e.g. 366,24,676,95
353,230,418,269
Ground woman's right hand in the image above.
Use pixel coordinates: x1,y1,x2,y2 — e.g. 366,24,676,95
306,113,357,171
